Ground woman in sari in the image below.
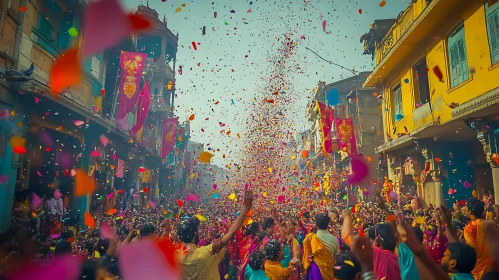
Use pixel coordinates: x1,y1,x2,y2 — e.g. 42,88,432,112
239,222,261,280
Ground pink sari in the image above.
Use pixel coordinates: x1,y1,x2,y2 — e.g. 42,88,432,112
238,235,259,280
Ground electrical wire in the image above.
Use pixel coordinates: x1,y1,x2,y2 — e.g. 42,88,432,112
305,47,357,75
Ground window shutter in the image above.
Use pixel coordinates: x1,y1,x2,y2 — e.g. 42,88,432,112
448,26,468,87
487,7,499,64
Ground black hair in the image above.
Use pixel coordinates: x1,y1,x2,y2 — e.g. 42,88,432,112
375,223,396,252
79,259,99,280
264,240,281,261
482,272,499,280
315,213,330,230
244,222,260,237
447,242,477,274
333,251,361,280
367,226,376,240
412,226,424,244
140,224,156,238
97,239,110,255
248,250,265,270
467,198,485,218
257,231,267,242
262,217,275,231
176,217,200,243
61,230,74,240
54,240,73,256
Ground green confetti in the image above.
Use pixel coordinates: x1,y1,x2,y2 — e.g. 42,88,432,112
342,195,347,200
224,21,228,25
68,27,78,37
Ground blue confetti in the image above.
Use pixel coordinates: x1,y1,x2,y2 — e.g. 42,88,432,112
395,114,404,121
494,128,499,134
404,78,409,84
326,88,340,105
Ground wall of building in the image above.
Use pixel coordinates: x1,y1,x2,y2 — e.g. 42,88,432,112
382,1,499,141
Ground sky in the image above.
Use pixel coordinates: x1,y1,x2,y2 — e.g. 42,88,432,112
122,0,411,166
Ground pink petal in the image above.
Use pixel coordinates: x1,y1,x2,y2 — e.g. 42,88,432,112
347,156,369,184
91,150,101,157
212,183,217,190
54,189,63,199
112,153,117,160
322,20,326,32
186,194,199,202
82,0,132,58
31,193,43,209
100,135,109,146
49,233,61,239
73,120,85,126
37,170,43,177
278,195,285,203
389,190,398,201
100,221,115,239
11,254,82,280
148,200,157,209
0,175,8,184
70,169,76,176
118,239,181,280
107,192,114,199
34,97,39,103
463,181,472,188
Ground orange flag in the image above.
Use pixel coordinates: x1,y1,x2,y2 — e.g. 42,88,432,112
74,168,95,196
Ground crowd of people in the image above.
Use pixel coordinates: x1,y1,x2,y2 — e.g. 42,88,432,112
1,188,499,280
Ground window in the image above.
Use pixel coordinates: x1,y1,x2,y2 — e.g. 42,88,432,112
392,85,403,121
36,0,72,55
447,24,469,87
486,0,499,64
413,58,430,105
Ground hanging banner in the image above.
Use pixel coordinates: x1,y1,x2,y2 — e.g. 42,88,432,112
115,159,124,178
317,102,335,154
116,51,147,129
130,81,151,137
335,117,358,156
162,117,179,158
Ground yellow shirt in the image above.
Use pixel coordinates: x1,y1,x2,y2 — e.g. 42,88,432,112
175,243,226,280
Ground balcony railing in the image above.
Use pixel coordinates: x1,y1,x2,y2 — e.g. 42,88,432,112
375,2,420,64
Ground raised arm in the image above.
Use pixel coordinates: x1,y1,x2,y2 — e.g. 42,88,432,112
341,210,354,248
212,190,254,253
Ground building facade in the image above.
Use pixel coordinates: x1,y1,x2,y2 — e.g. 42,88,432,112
0,1,181,230
367,0,499,206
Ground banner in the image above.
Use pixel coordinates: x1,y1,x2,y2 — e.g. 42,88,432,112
116,51,147,129
335,117,358,155
162,117,179,158
317,102,335,154
130,81,151,137
115,159,124,178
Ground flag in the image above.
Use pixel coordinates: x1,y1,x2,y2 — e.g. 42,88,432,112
116,51,147,130
115,159,124,178
130,81,151,137
335,117,358,155
162,117,179,158
317,101,335,154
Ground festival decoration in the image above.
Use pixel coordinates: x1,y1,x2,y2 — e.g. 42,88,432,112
335,117,357,155
130,81,151,137
162,117,179,158
116,51,147,129
317,102,335,154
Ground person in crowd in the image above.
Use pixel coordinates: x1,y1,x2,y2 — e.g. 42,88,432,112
174,190,254,280
263,240,293,280
463,198,493,279
441,243,477,280
245,250,269,280
302,213,338,280
397,226,422,280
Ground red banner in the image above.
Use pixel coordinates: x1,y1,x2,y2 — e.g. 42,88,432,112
130,81,151,137
317,102,335,154
162,117,179,158
116,51,147,130
335,117,358,155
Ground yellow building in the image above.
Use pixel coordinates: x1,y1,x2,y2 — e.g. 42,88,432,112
365,0,499,206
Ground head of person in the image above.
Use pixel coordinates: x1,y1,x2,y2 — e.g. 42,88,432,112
412,226,424,244
54,240,73,256
441,242,476,274
333,251,362,280
248,250,265,271
374,223,396,252
140,223,156,239
262,217,275,234
466,198,485,220
244,222,260,237
176,217,200,244
315,213,330,230
264,240,282,261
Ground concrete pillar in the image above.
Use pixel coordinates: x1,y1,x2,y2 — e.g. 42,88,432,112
434,181,444,207
491,164,499,205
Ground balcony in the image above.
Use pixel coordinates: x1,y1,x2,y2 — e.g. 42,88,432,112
365,0,471,88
